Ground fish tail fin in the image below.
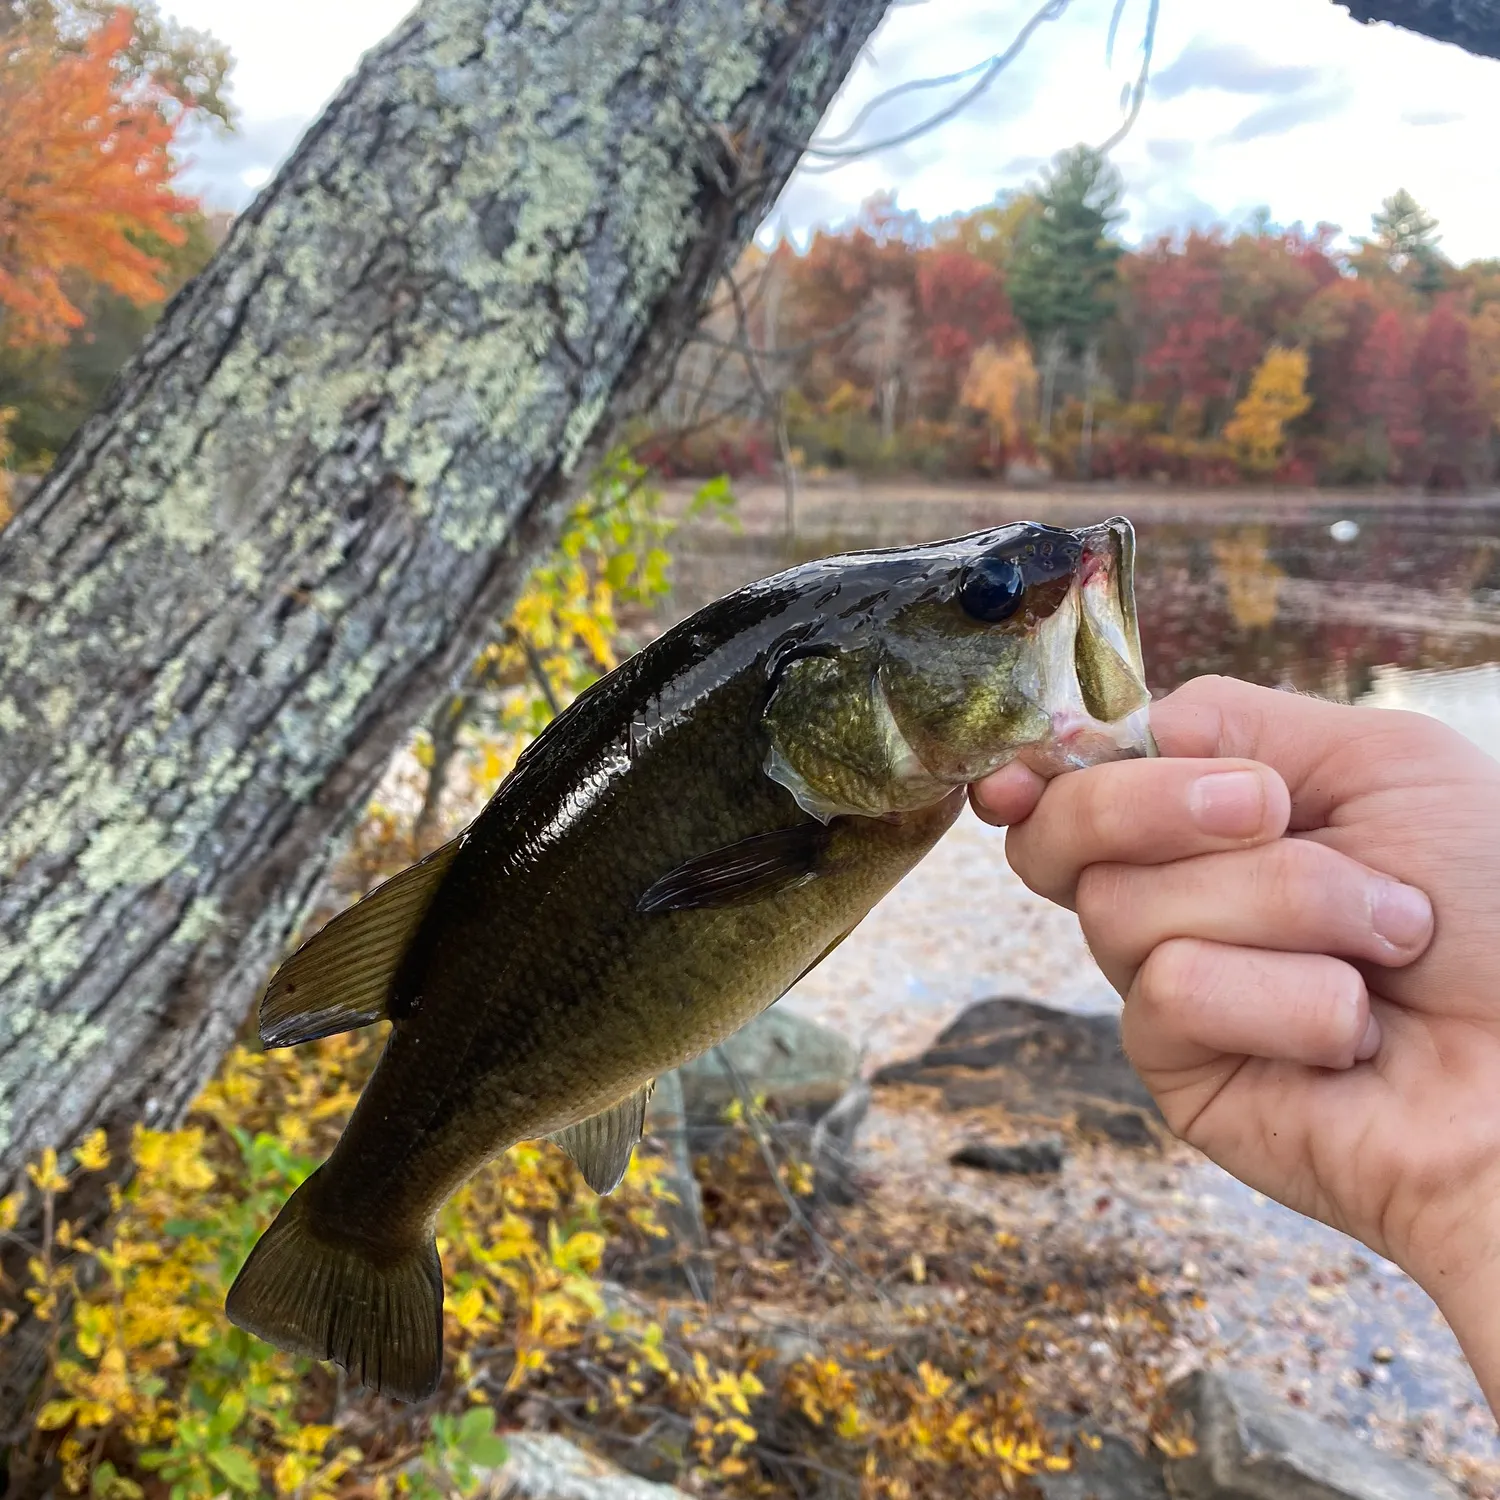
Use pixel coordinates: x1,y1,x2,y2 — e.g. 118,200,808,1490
225,1169,443,1403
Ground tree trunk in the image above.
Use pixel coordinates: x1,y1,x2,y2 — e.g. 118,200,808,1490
0,0,887,1201
1333,0,1500,58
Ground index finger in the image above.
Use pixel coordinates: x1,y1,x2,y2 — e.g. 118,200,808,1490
1001,755,1290,909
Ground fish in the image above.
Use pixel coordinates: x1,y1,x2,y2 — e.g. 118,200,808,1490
225,516,1154,1402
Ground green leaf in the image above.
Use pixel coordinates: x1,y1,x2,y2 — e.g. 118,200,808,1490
603,552,636,590
465,1434,509,1468
207,1446,262,1493
456,1407,509,1467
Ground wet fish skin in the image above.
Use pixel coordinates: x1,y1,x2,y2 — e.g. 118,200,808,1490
226,518,1152,1403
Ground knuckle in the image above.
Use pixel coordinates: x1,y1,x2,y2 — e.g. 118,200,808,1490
1318,963,1367,1061
1073,778,1134,856
1075,862,1135,943
1248,838,1333,918
1135,937,1207,1019
1004,825,1061,901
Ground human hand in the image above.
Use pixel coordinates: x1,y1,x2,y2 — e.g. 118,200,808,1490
971,675,1500,1405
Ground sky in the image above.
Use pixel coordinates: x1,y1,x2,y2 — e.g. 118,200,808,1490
168,0,1500,262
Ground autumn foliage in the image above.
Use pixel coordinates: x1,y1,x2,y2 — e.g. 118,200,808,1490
0,7,196,346
650,182,1500,491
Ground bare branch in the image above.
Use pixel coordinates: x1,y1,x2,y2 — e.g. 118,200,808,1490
687,305,870,360
798,0,1071,170
1095,0,1160,154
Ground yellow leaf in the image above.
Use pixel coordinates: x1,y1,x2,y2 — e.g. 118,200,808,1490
451,1285,486,1329
74,1130,110,1173
27,1148,69,1195
36,1399,79,1430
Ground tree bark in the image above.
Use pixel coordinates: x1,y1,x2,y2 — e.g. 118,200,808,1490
1333,0,1500,58
0,0,888,1197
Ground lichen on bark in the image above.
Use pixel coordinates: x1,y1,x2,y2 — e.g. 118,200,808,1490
0,0,890,1189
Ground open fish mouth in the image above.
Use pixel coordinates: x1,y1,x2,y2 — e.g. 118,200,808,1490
1014,516,1157,778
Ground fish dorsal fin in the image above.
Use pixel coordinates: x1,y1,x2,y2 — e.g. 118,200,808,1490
636,823,830,914
259,836,464,1049
549,1083,654,1196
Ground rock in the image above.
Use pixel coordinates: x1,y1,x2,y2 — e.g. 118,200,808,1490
1163,1368,1464,1500
492,1432,690,1498
950,1134,1065,1175
1038,1435,1169,1500
678,1009,858,1125
873,997,1161,1145
1076,1100,1157,1148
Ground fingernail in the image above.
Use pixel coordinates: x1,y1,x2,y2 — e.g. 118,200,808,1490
1188,770,1266,838
1371,880,1432,951
1355,1012,1382,1061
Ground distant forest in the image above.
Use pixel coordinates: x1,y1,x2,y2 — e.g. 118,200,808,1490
5,133,1499,496
648,149,1500,491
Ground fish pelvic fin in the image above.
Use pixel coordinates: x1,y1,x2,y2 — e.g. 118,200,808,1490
225,1170,444,1404
548,1083,654,1196
259,835,463,1048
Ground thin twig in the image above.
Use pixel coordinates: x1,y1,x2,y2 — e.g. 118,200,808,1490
517,632,562,719
1095,0,1160,154
798,0,1072,170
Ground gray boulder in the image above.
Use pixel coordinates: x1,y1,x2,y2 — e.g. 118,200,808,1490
619,1071,713,1301
492,1432,690,1499
1163,1369,1464,1500
1038,1435,1169,1499
873,997,1162,1145
677,1008,858,1124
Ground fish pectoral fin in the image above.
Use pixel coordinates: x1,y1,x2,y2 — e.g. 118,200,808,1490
548,1084,655,1196
635,822,831,915
259,835,464,1049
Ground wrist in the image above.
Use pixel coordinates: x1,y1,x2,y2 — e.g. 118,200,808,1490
1406,1204,1500,1416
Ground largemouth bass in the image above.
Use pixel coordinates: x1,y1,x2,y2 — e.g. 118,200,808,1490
226,517,1154,1401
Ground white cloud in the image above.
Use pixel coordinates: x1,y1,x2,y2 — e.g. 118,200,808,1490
166,0,1500,261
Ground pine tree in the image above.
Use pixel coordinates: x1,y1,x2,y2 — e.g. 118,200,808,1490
1006,145,1124,359
1365,189,1447,291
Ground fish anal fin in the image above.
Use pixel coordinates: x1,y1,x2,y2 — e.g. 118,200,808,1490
259,835,463,1049
636,823,830,915
549,1083,654,1196
225,1169,443,1403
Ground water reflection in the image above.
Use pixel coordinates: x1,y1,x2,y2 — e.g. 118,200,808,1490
1133,505,1500,737
1210,525,1284,632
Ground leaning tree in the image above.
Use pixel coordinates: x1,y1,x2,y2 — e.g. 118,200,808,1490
0,0,887,1282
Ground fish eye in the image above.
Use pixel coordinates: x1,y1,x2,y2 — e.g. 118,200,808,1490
957,554,1026,623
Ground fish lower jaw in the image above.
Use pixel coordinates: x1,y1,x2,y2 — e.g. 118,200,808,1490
1013,704,1154,778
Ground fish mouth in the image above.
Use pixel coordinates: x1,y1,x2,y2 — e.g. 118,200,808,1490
1014,516,1156,777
